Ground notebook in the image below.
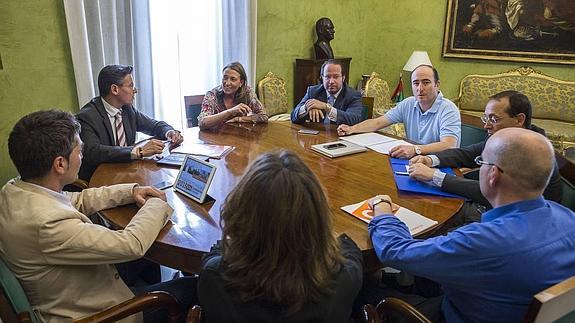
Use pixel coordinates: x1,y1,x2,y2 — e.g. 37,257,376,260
173,155,217,204
389,158,463,198
341,198,438,236
311,140,367,158
340,132,413,155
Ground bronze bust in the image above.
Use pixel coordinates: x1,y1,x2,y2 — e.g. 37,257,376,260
314,17,335,59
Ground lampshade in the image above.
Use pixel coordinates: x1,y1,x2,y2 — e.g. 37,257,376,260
403,51,432,72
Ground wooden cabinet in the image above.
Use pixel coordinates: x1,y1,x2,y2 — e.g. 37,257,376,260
294,57,351,104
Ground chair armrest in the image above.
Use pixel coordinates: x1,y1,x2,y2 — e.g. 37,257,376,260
363,297,432,323
74,291,181,323
64,179,89,192
362,303,380,323
186,305,204,323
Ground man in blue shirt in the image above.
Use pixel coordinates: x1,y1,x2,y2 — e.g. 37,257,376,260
367,127,575,322
337,65,460,159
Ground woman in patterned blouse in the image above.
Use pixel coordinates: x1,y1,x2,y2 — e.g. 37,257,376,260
198,62,268,130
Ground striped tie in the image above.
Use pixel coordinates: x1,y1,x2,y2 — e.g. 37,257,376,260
325,95,335,124
115,112,127,147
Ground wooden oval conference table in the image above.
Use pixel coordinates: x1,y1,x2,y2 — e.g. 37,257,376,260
90,121,463,272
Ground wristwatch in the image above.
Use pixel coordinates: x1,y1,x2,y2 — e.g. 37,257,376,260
371,197,392,209
414,145,422,155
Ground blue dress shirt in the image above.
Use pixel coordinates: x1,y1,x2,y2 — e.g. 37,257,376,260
384,92,461,146
369,197,575,322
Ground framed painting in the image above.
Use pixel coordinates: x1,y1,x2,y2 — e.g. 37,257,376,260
442,0,575,65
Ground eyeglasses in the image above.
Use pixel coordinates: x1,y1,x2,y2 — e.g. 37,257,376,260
474,156,504,173
480,114,511,125
116,83,137,90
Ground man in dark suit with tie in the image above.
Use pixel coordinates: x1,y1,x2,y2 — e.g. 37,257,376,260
291,60,363,126
77,65,184,182
76,65,184,286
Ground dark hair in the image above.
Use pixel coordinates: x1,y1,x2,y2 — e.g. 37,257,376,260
320,59,345,77
489,90,532,128
412,64,440,83
98,64,134,97
218,62,250,105
220,150,343,314
8,110,80,180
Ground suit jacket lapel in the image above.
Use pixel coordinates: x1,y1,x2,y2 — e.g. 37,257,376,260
318,86,328,103
333,86,346,109
122,106,136,145
95,98,116,146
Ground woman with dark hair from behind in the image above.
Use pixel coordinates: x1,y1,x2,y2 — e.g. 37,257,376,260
198,150,363,322
198,62,268,130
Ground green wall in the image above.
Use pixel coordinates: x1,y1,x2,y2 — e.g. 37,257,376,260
0,0,574,182
0,1,78,183
256,0,575,108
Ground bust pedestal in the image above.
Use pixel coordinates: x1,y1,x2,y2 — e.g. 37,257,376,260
294,57,351,104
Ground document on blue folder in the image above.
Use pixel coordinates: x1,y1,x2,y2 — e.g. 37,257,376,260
389,158,463,199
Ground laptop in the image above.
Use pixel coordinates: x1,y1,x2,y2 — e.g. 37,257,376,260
311,140,368,158
173,155,217,204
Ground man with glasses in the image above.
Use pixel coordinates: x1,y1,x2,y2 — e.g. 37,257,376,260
408,90,562,229
77,65,184,287
291,60,363,126
77,65,184,182
337,64,460,159
367,127,575,322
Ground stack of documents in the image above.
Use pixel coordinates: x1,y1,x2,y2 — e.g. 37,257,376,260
339,133,412,154
172,144,234,159
341,199,438,236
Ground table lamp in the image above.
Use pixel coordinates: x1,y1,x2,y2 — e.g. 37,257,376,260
403,51,432,72
398,51,433,97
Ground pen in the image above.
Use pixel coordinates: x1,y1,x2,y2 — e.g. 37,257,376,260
394,171,409,176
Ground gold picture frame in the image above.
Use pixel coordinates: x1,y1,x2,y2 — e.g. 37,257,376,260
442,0,575,65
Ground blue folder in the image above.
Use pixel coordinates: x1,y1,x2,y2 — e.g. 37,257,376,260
389,158,463,199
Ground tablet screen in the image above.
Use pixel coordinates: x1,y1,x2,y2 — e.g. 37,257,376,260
174,155,217,203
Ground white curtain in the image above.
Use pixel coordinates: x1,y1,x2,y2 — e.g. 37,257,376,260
148,0,257,129
64,0,257,129
63,0,155,116
223,0,257,86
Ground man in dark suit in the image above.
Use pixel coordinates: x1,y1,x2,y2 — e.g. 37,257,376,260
408,90,562,229
291,60,363,126
77,65,184,182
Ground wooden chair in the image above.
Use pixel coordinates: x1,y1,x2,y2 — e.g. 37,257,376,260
556,153,575,211
186,305,204,323
184,95,205,128
364,72,405,138
257,71,291,121
523,275,575,323
362,96,374,121
364,276,575,323
362,298,432,323
0,257,181,323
